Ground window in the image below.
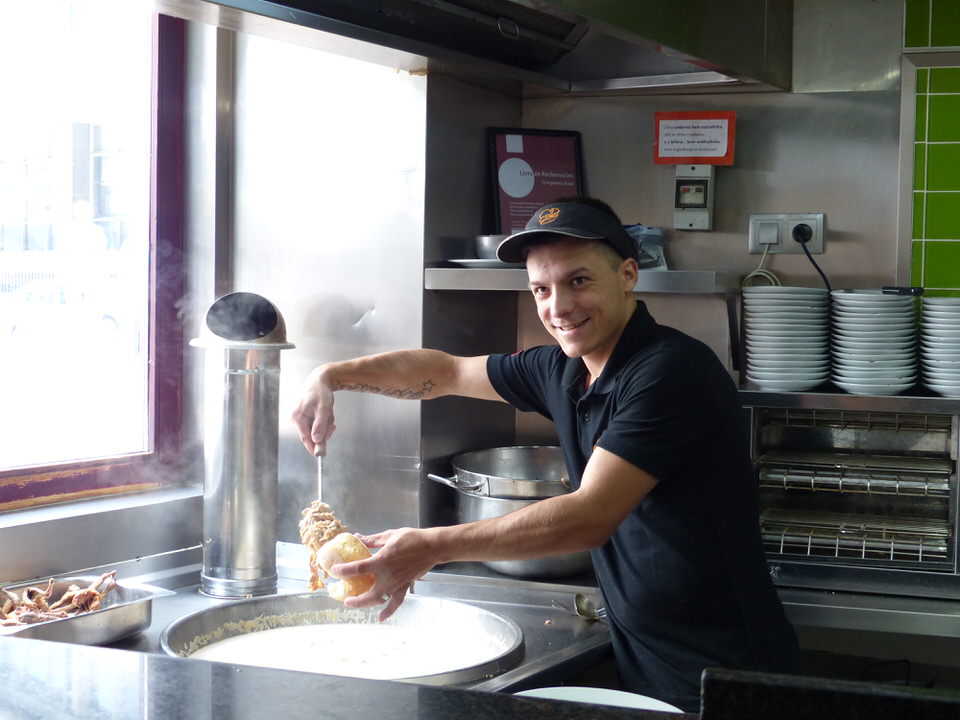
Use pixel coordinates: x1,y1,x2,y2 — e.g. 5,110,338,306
0,2,185,509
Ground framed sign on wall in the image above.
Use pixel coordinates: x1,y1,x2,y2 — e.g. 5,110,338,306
488,128,584,234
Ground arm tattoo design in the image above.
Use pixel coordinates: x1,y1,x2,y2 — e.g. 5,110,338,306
339,379,436,399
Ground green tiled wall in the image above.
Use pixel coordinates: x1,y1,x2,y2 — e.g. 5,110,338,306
905,0,960,47
906,1,960,297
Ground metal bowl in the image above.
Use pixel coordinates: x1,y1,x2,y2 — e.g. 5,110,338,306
475,234,507,259
161,592,523,686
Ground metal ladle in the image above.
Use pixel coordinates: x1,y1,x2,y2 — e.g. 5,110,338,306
551,593,607,621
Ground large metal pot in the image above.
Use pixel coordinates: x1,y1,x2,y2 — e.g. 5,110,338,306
428,446,592,578
428,445,571,498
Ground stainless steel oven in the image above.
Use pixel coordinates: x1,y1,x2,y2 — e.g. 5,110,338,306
741,392,960,600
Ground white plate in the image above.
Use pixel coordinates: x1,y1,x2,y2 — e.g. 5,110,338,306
832,319,917,330
744,307,828,316
741,301,829,310
926,383,960,397
748,335,829,345
833,328,917,339
745,322,828,332
743,317,830,330
744,306,829,315
514,687,683,713
835,294,916,303
743,303,828,313
748,343,829,353
832,289,918,299
748,370,829,381
920,347,960,359
921,337,960,346
922,329,960,339
834,302,916,311
832,308,917,318
832,300,918,312
923,374,960,384
746,377,829,391
832,339,917,352
748,368,829,378
445,258,525,268
743,286,829,296
833,372,917,383
833,380,916,395
920,354,960,370
746,331,829,340
830,290,917,307
743,294,830,307
921,308,960,317
747,348,830,363
922,322,960,331
747,359,830,369
833,355,917,370
923,297,960,307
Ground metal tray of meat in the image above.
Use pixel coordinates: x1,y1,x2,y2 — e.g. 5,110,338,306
1,575,173,645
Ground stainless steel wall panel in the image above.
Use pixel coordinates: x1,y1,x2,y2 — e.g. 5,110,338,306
421,75,523,527
792,0,902,93
225,33,428,539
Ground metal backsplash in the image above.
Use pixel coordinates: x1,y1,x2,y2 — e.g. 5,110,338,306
183,25,429,541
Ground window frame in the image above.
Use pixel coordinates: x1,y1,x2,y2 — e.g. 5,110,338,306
0,13,187,512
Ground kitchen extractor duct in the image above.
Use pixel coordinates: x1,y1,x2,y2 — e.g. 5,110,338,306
166,0,792,93
190,292,295,598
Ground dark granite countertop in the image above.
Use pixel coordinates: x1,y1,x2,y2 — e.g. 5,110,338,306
0,633,687,720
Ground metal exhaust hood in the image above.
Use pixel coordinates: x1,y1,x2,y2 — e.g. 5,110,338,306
166,0,792,94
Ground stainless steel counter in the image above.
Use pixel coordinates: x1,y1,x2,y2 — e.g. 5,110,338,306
105,564,612,694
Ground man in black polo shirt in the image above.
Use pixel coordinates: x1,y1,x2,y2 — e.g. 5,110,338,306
291,197,799,712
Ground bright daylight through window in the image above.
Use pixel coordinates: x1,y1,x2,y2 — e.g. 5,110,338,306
0,2,153,471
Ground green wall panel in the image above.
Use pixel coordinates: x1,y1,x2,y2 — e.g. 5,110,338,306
931,0,960,46
923,241,960,287
928,95,960,142
927,143,960,190
910,53,960,293
905,0,930,47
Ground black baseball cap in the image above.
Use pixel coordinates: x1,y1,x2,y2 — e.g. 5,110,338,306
496,201,639,264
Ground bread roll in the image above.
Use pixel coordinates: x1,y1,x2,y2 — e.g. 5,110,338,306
315,532,375,602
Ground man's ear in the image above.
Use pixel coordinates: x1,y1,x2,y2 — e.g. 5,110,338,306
621,258,639,292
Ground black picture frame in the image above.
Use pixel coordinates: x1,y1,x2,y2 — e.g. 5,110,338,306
487,127,584,235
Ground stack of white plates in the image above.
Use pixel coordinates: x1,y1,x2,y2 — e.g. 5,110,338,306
920,296,960,397
742,286,830,391
830,290,919,395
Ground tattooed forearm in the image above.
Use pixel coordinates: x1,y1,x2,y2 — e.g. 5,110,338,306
338,379,437,399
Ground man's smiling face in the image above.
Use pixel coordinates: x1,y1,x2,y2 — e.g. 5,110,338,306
526,237,637,376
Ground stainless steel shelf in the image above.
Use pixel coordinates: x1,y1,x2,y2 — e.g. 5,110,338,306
424,267,742,294
739,389,960,415
780,587,960,637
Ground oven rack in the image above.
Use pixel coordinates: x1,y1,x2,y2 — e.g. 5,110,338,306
756,450,953,497
759,408,954,434
760,509,951,563
758,467,951,497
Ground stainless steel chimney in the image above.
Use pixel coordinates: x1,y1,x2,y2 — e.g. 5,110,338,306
191,292,295,598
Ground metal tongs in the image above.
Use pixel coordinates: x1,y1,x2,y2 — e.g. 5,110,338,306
551,593,607,621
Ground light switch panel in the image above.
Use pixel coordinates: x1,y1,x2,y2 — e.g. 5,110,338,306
748,213,825,254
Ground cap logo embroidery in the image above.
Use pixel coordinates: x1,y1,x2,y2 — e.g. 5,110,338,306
538,207,561,225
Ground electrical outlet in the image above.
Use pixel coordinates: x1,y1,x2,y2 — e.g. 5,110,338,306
748,213,825,254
